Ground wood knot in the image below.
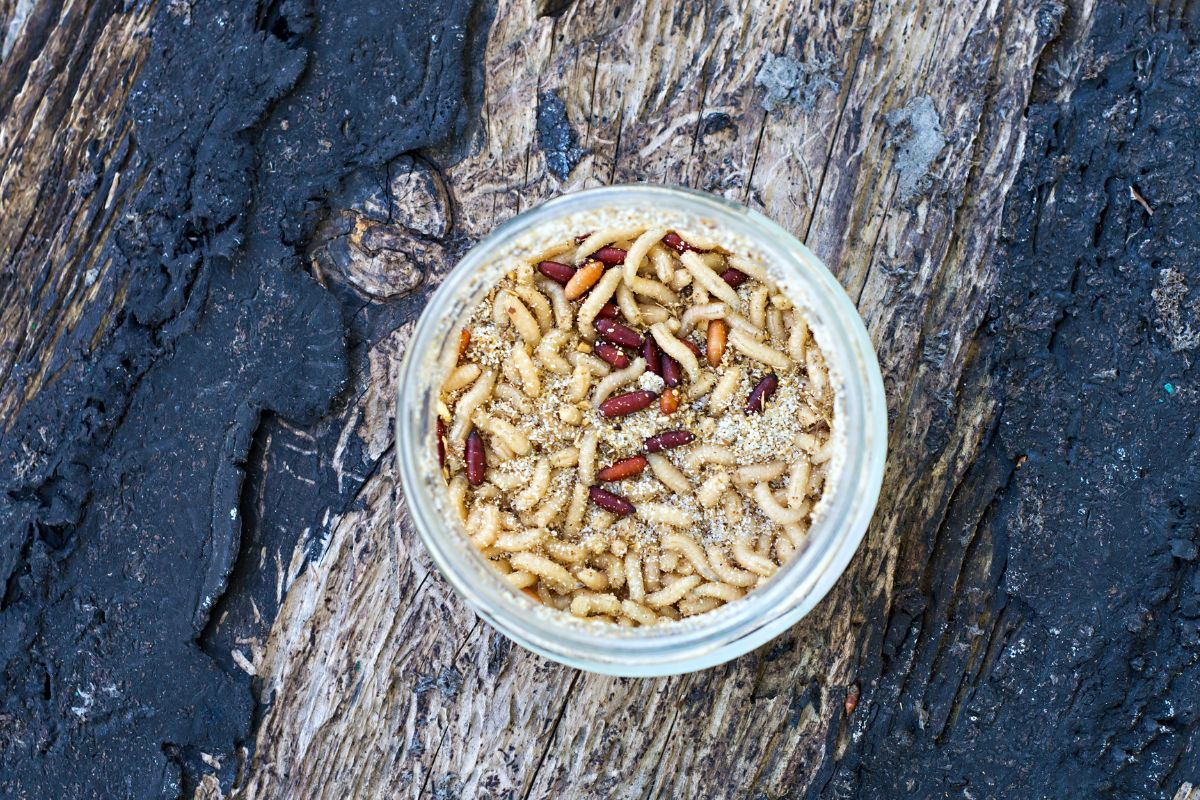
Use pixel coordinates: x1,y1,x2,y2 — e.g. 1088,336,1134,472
307,156,449,300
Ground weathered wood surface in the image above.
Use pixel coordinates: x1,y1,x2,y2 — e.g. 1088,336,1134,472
0,0,155,427
3,0,1199,797
236,0,1052,797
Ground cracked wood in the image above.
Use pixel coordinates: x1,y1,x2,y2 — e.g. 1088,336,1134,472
7,0,1197,797
228,0,1057,798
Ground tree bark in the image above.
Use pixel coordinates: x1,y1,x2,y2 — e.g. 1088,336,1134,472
4,0,1198,798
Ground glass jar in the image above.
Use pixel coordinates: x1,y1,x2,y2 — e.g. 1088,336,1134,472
396,185,886,677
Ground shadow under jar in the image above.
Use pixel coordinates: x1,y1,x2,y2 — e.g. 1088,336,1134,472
397,185,886,677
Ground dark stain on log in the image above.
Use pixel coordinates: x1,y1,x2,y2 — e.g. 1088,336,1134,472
819,3,1200,797
4,0,1200,797
537,90,586,180
0,0,489,795
700,111,735,138
536,0,575,19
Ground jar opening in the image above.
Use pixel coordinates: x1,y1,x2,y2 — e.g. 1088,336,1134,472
397,186,886,675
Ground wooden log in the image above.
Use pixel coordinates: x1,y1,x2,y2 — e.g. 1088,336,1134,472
8,0,1195,797
0,1,155,424
231,1,1057,798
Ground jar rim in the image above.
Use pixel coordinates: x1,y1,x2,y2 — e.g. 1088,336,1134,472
396,185,887,676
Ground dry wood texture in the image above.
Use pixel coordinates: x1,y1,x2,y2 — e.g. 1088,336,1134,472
230,1,1054,797
0,0,155,425
8,0,1195,797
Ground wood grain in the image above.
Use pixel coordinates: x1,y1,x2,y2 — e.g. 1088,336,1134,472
227,0,1060,797
6,0,1199,796
0,0,155,426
